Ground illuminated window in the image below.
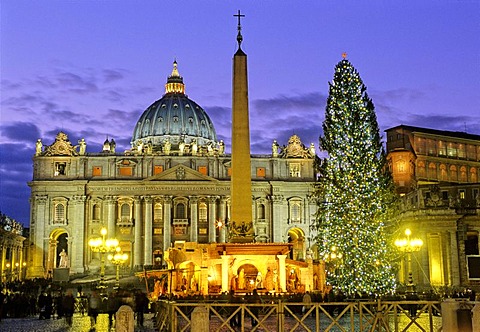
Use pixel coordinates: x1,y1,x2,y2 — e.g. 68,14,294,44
458,144,466,158
154,228,163,235
121,204,130,223
289,163,301,177
54,203,65,223
199,203,207,222
440,164,448,181
55,162,67,176
459,189,466,200
438,141,446,156
227,167,232,176
256,167,266,177
198,166,208,175
154,165,163,175
460,166,467,182
417,161,426,177
428,162,437,178
92,166,102,176
450,165,457,181
154,203,163,222
447,142,457,157
471,168,478,182
289,200,302,223
397,160,406,173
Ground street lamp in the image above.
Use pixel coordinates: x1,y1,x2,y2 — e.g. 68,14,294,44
395,228,423,294
108,247,128,288
88,227,119,291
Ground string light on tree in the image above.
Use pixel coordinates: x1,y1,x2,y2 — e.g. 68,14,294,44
312,54,398,297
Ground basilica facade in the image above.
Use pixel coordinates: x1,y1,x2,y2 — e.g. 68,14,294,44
28,62,320,293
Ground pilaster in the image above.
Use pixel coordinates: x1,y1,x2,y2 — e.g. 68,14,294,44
143,196,153,265
163,196,172,251
133,196,142,267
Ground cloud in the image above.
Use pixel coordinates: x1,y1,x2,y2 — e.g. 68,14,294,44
0,122,41,143
102,68,127,83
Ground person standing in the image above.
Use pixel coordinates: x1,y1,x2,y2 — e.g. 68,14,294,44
134,290,149,327
88,290,101,328
62,290,75,327
248,289,261,327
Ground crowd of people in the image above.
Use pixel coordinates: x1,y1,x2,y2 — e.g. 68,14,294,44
0,278,150,329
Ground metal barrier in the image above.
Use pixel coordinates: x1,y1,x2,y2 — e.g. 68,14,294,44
154,299,442,332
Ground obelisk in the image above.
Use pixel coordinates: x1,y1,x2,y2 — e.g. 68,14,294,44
230,10,254,243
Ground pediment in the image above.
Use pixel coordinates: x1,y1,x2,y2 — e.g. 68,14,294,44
146,164,218,182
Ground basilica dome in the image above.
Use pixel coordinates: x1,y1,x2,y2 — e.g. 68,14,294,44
131,61,218,150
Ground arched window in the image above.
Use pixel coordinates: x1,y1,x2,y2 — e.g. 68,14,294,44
93,204,101,221
440,164,448,181
450,165,458,182
417,161,426,177
460,166,467,182
258,204,265,220
154,203,163,222
428,162,437,179
121,204,130,222
176,203,186,219
55,203,65,223
470,167,478,183
199,203,207,222
289,200,302,223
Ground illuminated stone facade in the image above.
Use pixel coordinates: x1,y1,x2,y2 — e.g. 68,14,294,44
28,63,320,293
386,125,480,289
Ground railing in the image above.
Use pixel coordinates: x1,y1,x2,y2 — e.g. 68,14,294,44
154,299,443,332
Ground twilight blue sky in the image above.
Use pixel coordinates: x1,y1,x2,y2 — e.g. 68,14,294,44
1,1,479,225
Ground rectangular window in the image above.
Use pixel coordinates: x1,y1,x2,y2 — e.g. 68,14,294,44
289,163,301,177
154,165,163,175
54,162,67,176
459,189,466,200
154,228,163,235
227,167,232,177
119,167,133,176
92,166,102,176
256,167,266,177
198,166,208,175
199,228,208,235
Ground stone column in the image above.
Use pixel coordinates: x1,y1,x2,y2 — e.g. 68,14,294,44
163,196,172,251
105,195,116,238
133,196,142,268
272,195,284,242
208,196,218,243
221,254,230,293
71,195,86,274
31,195,48,278
219,197,227,243
143,196,153,265
277,254,287,292
190,196,198,243
449,230,460,285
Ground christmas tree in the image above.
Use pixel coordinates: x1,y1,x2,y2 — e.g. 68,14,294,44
312,56,398,297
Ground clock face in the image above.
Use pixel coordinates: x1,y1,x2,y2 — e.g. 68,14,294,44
57,142,68,153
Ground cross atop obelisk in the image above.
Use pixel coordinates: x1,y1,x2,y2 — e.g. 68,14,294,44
234,10,245,47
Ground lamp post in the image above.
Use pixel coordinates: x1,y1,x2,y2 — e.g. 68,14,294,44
395,228,423,294
88,227,119,291
108,247,128,288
